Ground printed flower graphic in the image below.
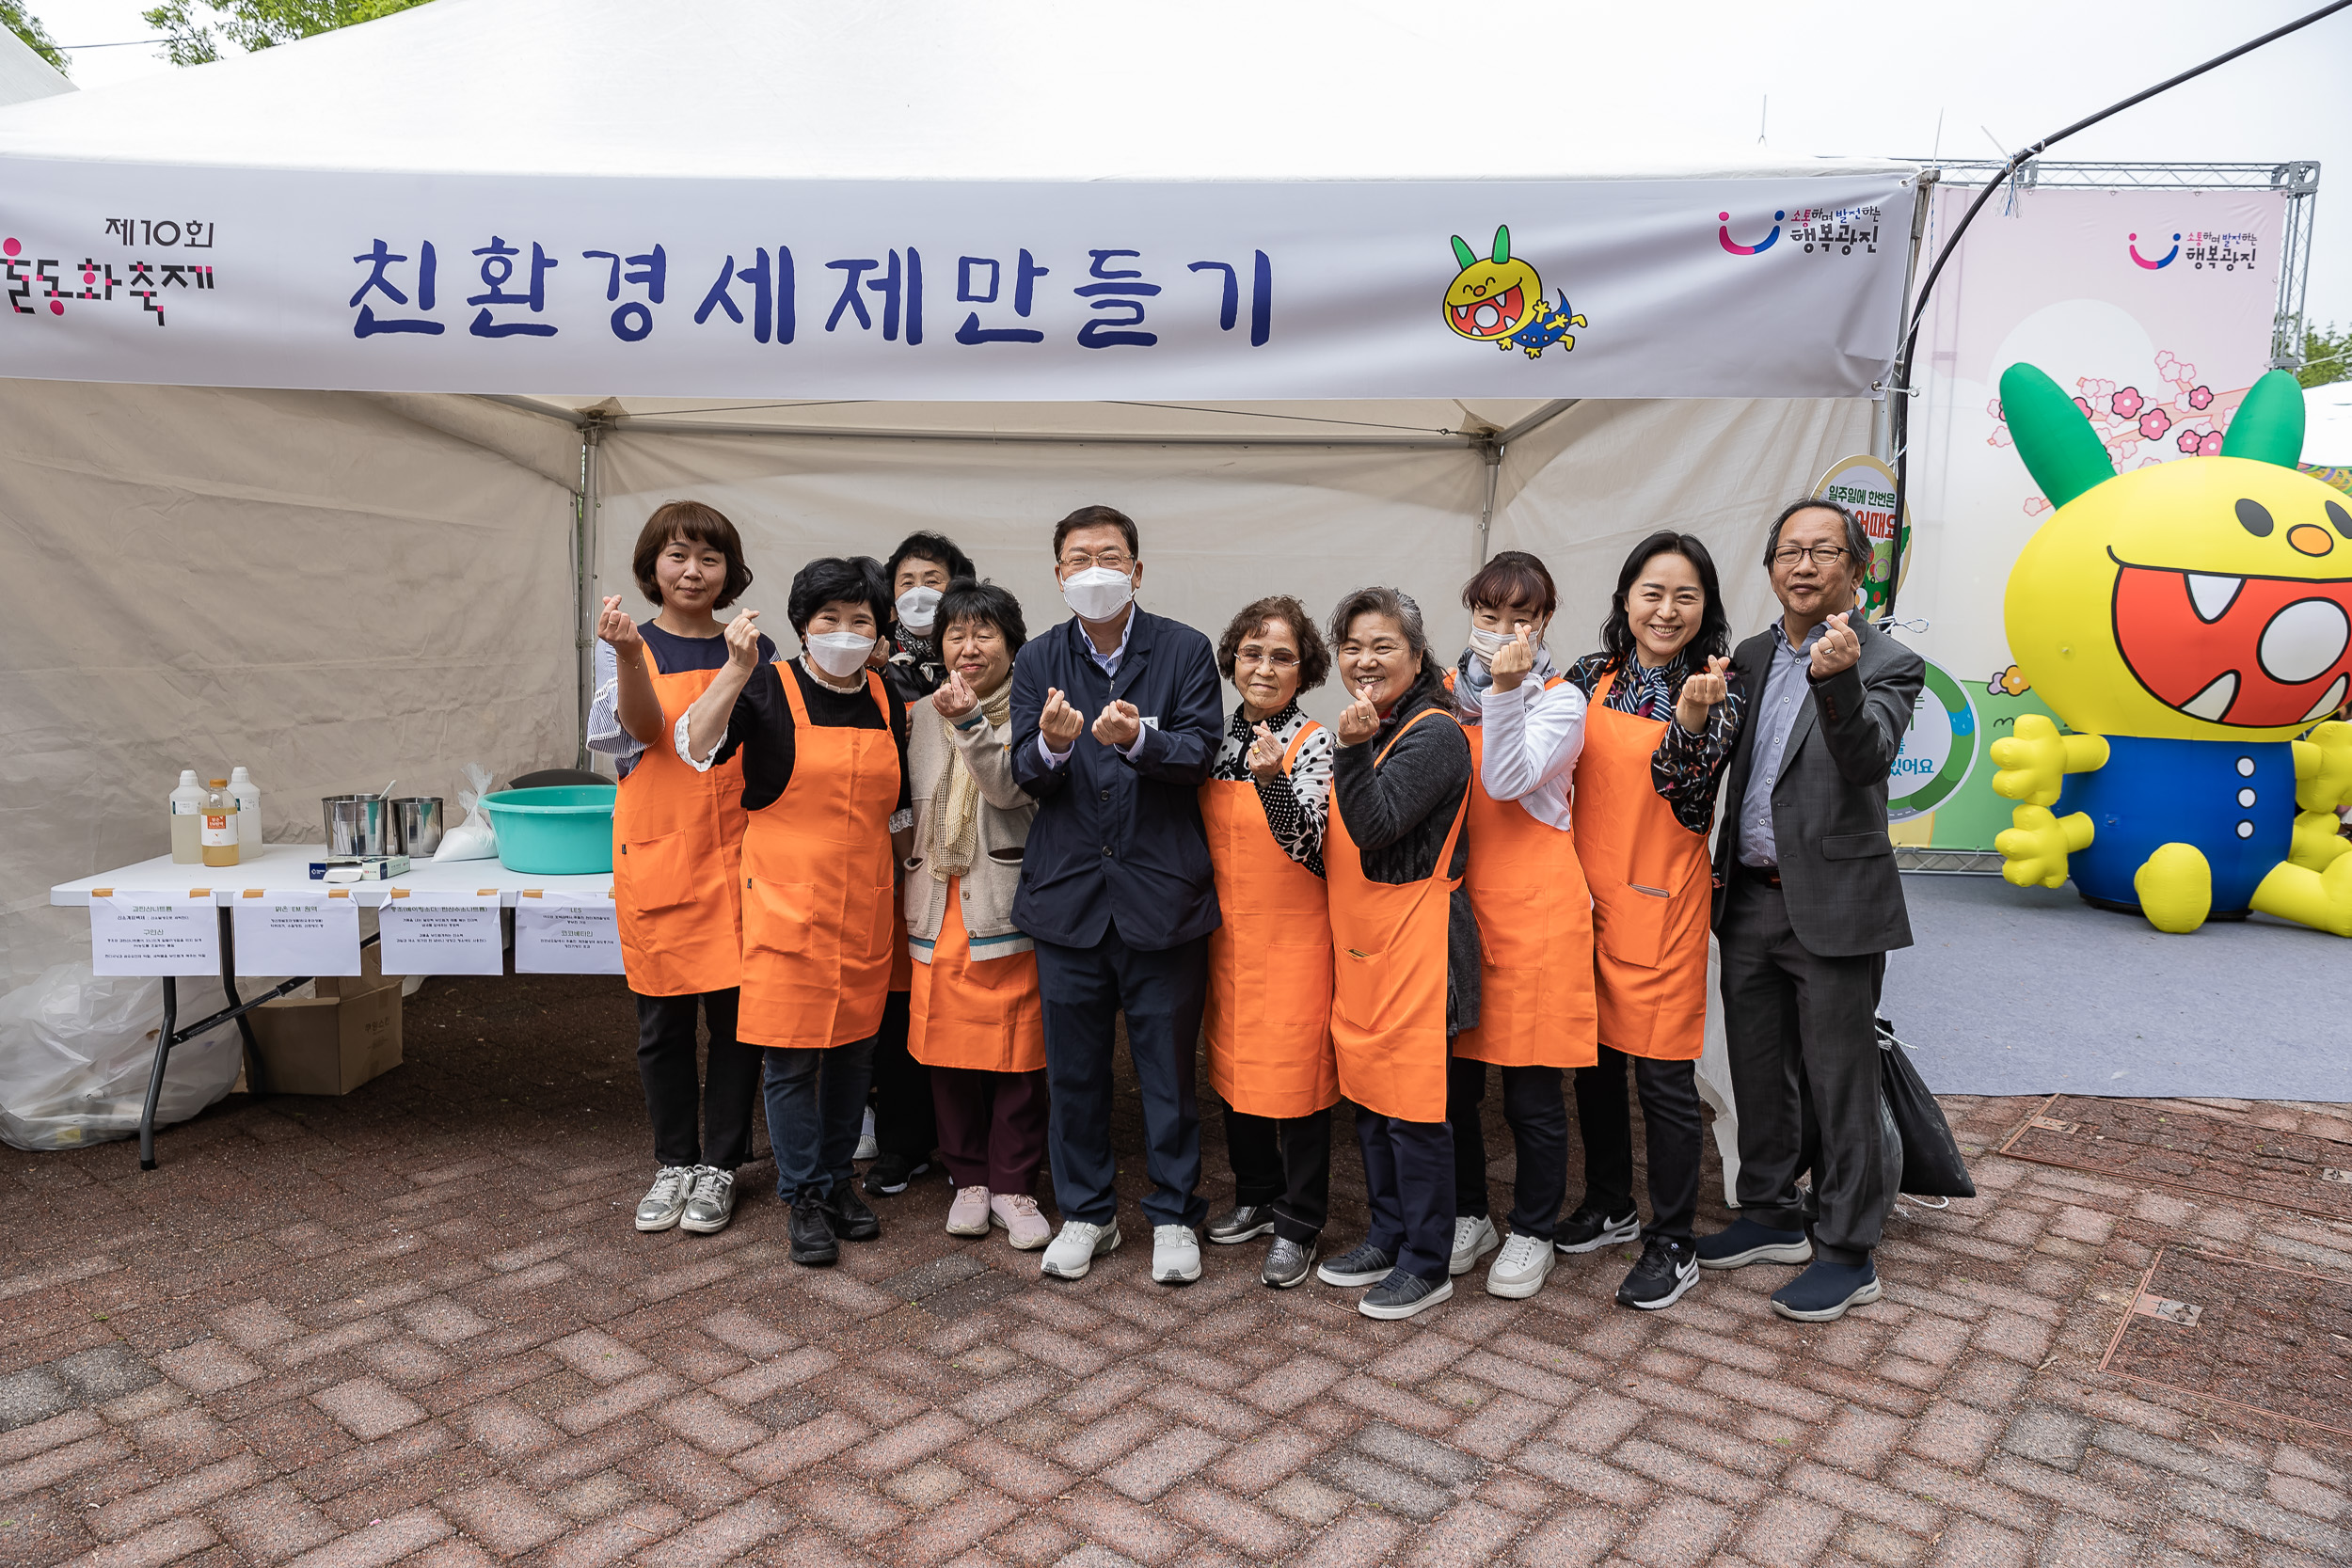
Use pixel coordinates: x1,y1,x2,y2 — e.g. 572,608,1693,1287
2196,431,2225,456
2137,408,2171,442
2187,385,2214,411
2177,428,2204,454
2109,387,2145,420
2073,396,2095,420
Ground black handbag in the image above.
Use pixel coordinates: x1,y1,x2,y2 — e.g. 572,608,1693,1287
1878,1020,1976,1198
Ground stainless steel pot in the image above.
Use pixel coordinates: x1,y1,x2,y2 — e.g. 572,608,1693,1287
390,797,444,857
322,795,389,857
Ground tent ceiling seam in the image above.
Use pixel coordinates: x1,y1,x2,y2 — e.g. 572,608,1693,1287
597,420,1475,450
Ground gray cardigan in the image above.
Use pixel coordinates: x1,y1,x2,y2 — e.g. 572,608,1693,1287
903,691,1039,961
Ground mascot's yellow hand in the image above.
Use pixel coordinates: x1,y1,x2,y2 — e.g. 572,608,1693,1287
2293,721,2352,814
1995,802,2092,890
2289,809,2352,873
1990,714,2068,808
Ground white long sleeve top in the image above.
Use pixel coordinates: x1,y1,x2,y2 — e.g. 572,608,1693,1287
1477,673,1587,831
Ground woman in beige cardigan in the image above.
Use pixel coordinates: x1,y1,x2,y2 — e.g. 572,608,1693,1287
903,580,1050,1249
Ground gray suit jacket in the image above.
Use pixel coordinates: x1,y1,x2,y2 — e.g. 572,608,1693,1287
1710,617,1924,957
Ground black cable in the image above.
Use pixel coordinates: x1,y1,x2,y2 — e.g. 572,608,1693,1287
1881,0,2351,620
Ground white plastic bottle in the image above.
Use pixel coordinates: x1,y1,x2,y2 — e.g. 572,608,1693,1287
228,767,262,854
169,769,203,863
199,778,240,868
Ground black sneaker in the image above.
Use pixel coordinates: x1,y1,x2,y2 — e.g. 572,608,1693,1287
788,1200,838,1266
1207,1203,1276,1244
1262,1236,1316,1289
1553,1204,1641,1255
1616,1236,1700,1311
824,1185,882,1242
1315,1241,1395,1288
1358,1269,1454,1321
863,1152,931,1196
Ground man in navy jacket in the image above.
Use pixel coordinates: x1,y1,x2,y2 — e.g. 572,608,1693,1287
1009,505,1224,1287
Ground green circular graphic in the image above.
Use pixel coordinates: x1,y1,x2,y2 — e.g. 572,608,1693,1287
1887,659,1977,820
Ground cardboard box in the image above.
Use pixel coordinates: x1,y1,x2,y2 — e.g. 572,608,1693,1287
247,982,403,1095
317,940,401,999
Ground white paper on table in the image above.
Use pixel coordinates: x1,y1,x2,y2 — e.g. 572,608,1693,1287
377,888,504,976
514,889,624,974
90,889,222,976
231,887,363,976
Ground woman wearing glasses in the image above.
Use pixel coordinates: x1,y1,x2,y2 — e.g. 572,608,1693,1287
1199,596,1339,1289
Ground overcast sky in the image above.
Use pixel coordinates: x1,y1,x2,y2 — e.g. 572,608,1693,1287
28,0,2352,335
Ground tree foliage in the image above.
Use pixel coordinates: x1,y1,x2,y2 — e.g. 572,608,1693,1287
142,0,433,68
2298,322,2350,391
3,1,69,73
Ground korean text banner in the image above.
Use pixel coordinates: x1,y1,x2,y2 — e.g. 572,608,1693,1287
0,167,1917,399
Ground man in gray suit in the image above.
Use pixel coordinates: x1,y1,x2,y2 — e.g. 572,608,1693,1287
1695,497,1922,1323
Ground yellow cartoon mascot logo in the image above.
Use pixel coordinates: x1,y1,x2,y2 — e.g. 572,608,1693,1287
1443,226,1585,359
1989,362,2352,934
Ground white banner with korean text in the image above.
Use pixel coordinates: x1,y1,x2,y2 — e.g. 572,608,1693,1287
0,166,1917,399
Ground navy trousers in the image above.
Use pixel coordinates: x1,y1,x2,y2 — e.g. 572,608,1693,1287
764,1037,876,1206
1355,1110,1454,1282
1445,1057,1568,1240
1034,926,1209,1230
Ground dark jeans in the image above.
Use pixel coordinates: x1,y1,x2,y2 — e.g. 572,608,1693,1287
1225,1105,1332,1243
868,990,935,1163
1573,1046,1704,1242
1445,1056,1567,1240
1355,1110,1454,1282
763,1037,877,1206
931,1066,1049,1195
635,989,762,1171
1035,926,1209,1230
1719,876,1899,1267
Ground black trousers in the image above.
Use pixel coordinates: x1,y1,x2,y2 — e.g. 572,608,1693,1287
1445,1057,1567,1240
635,989,763,1171
1718,875,1899,1267
1224,1105,1332,1243
1357,1112,1454,1282
1573,1045,1704,1243
867,990,934,1162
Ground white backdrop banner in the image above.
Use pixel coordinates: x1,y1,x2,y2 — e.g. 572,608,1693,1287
0,167,1915,399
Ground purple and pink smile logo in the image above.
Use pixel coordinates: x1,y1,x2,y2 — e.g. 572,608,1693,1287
1718,210,1784,256
2128,231,2182,270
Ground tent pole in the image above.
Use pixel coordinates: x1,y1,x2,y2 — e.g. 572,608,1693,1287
1472,398,1579,564
576,420,604,769
1474,440,1502,564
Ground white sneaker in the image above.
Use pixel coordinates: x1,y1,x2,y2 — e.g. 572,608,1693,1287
679,1166,736,1234
1485,1231,1554,1299
1041,1219,1121,1280
946,1185,991,1237
635,1165,694,1232
991,1193,1053,1251
854,1105,880,1163
1449,1214,1500,1275
1152,1225,1202,1287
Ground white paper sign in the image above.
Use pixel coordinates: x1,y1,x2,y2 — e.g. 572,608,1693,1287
378,889,504,976
232,888,363,976
515,891,624,974
90,890,221,976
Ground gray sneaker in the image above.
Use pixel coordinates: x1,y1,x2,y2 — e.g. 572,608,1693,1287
680,1166,736,1234
635,1165,695,1231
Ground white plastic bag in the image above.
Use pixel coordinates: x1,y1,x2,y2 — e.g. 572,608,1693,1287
434,763,499,862
0,962,243,1150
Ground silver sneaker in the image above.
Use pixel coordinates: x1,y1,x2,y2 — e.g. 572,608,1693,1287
1041,1219,1121,1280
635,1165,695,1231
854,1105,881,1163
680,1166,736,1234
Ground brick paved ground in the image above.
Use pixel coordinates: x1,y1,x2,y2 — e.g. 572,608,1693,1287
4,974,2349,1568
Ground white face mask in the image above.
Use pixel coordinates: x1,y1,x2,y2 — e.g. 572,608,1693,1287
1061,565,1136,623
804,631,875,679
895,586,942,636
1465,626,1514,666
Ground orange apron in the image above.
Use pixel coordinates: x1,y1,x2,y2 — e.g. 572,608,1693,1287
908,874,1045,1072
1450,678,1598,1069
1579,669,1711,1061
612,651,750,997
1200,724,1339,1119
739,665,898,1050
1327,708,1468,1122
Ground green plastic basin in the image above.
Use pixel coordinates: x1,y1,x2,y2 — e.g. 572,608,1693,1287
480,785,617,875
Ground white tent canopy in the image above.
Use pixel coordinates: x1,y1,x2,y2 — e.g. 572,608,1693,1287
0,0,1916,985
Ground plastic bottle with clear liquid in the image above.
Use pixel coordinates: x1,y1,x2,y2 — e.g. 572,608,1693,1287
228,767,262,855
169,769,203,863
199,778,240,867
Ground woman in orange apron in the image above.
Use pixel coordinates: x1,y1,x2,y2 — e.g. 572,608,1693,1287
1559,531,1742,1311
901,581,1055,1254
1445,550,1597,1302
1311,587,1477,1323
680,556,912,1269
1199,596,1339,1290
861,531,980,1196
592,502,772,1240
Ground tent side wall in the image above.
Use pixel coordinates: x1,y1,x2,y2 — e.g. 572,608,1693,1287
0,383,580,986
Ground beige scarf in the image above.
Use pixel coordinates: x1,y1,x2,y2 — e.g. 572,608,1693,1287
929,676,1014,881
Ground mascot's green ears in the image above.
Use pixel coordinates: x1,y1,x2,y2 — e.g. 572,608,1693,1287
1448,227,1516,271
2000,362,2310,509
